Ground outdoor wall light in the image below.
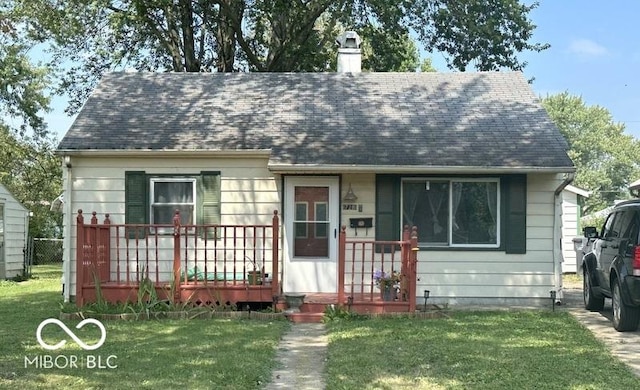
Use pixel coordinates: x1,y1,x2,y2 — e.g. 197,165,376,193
343,184,358,202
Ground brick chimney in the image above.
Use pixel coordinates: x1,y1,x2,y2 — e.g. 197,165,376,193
336,31,361,73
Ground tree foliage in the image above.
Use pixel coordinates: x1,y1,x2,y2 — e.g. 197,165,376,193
542,92,640,213
0,126,62,238
0,8,50,138
11,0,547,113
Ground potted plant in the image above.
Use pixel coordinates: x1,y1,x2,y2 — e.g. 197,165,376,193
246,257,263,285
373,269,401,301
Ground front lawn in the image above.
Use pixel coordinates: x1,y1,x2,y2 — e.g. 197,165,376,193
326,313,640,389
0,265,289,389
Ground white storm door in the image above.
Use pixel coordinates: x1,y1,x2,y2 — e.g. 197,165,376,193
284,177,339,293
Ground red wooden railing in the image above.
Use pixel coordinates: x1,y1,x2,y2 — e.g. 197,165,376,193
75,209,280,306
75,208,418,311
76,211,111,303
338,225,418,311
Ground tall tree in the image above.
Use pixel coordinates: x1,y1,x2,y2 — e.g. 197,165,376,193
11,0,547,113
0,125,62,237
0,9,50,138
542,92,640,213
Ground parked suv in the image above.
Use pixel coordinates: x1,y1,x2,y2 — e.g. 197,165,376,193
582,199,640,331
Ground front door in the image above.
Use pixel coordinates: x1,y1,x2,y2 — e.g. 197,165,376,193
284,177,339,293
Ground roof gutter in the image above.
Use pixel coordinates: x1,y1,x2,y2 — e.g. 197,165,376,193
56,149,273,158
552,172,576,305
268,163,576,175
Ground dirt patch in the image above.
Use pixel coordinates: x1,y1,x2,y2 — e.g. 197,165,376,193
563,274,582,289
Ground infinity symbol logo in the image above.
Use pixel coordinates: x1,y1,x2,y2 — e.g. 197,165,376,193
36,318,107,351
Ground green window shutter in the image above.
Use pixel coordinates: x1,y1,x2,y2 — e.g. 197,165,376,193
375,175,400,251
504,174,527,254
125,171,148,239
198,171,221,238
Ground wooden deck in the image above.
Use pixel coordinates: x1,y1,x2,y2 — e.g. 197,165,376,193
73,209,419,317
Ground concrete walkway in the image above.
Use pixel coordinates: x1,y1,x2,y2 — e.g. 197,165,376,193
264,323,328,389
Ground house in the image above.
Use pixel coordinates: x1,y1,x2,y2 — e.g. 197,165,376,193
560,184,590,274
56,34,575,309
0,183,29,279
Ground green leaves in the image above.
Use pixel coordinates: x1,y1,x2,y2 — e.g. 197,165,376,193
0,126,62,238
424,0,549,71
5,1,547,115
542,92,640,213
0,14,50,137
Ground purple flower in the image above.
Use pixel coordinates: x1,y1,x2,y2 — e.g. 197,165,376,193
373,269,401,289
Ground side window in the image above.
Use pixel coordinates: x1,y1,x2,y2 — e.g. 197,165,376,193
629,215,640,245
150,178,196,225
615,211,635,240
622,212,639,256
125,171,221,237
601,212,617,239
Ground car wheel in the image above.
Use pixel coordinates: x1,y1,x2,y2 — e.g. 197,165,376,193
583,268,604,311
611,280,640,332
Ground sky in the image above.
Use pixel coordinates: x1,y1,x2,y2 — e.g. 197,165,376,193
45,1,640,142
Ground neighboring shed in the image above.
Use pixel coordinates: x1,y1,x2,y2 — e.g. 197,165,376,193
560,184,590,273
0,183,29,279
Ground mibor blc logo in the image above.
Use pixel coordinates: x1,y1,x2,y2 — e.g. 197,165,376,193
36,318,107,351
25,318,117,369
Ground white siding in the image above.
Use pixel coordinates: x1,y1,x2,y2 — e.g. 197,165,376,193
64,158,566,306
340,173,563,306
340,173,376,239
0,184,29,279
64,156,280,298
560,190,581,273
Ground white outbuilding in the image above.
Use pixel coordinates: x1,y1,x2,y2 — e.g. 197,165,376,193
0,183,29,279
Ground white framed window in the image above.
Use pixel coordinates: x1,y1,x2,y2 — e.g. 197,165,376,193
315,202,328,238
402,178,500,248
150,178,197,226
294,202,308,238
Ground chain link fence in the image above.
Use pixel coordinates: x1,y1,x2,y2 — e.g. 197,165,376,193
27,238,63,265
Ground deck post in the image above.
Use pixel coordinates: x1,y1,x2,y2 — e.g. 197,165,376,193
173,210,181,303
271,211,280,298
338,226,346,306
97,214,111,283
409,226,419,312
401,225,410,302
75,210,85,306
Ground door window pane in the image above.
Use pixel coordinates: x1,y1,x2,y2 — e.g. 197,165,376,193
294,187,329,257
295,202,308,238
315,202,328,238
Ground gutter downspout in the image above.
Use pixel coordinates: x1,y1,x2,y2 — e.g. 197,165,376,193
553,172,575,304
62,156,72,302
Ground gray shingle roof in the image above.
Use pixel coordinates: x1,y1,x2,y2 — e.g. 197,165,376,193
57,71,574,170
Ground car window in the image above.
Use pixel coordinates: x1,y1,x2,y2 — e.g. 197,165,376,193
622,212,640,256
601,212,617,239
616,210,635,239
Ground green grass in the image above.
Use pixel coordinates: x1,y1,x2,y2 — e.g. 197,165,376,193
325,313,640,389
0,265,289,389
3,266,639,389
